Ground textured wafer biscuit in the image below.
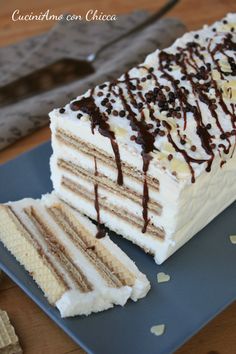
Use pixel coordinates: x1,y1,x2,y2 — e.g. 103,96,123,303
0,310,22,354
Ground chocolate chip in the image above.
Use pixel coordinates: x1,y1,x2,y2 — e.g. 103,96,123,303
113,110,118,116
99,84,107,89
220,133,227,139
168,92,175,100
153,87,159,95
159,130,165,137
119,110,126,117
101,98,109,106
158,100,167,108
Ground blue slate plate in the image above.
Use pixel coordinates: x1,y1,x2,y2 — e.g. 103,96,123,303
0,141,235,354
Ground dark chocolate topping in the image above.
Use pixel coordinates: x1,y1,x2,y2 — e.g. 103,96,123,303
70,96,123,186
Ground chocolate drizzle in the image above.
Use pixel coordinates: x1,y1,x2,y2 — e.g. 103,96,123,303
116,74,156,232
70,96,123,185
110,139,123,185
157,32,236,178
164,122,207,182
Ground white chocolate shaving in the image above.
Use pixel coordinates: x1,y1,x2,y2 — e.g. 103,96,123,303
229,235,236,244
157,272,171,283
150,324,165,336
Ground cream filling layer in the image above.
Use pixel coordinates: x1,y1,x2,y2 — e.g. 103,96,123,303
53,129,161,203
52,160,164,230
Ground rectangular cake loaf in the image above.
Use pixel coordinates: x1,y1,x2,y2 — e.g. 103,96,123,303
0,193,150,317
49,14,236,264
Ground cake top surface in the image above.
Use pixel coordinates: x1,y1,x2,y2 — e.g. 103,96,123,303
54,13,236,183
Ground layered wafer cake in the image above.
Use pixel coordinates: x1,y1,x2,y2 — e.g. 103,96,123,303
0,194,150,317
50,14,236,264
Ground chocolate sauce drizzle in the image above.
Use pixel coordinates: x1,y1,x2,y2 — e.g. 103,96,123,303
69,22,236,233
157,35,235,176
115,75,156,232
70,96,123,185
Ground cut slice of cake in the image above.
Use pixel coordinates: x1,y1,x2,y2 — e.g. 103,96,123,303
0,193,150,317
49,13,236,264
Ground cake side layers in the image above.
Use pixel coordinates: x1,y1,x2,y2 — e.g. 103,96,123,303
50,117,182,234
52,151,236,264
55,127,161,200
50,116,236,263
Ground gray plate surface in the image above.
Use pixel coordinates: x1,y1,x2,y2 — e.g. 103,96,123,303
0,142,235,354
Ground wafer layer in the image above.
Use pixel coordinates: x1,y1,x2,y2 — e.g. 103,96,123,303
0,310,22,354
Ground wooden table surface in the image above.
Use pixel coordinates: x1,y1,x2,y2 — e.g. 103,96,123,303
0,0,236,353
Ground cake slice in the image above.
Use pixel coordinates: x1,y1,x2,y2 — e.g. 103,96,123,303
0,193,150,317
49,13,236,264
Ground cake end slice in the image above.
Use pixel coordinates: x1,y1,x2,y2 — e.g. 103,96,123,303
0,193,150,317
